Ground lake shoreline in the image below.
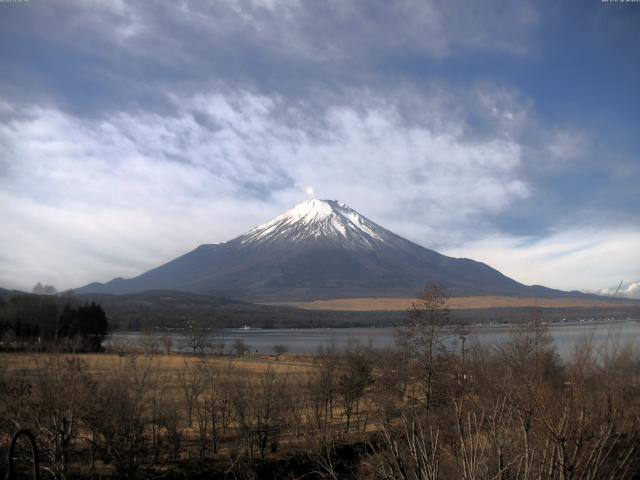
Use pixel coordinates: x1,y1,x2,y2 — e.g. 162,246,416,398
110,316,639,334
106,319,640,358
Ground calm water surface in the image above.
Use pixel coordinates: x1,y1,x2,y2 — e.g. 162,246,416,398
108,320,640,358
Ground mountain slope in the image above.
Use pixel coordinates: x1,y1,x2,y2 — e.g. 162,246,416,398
77,199,578,301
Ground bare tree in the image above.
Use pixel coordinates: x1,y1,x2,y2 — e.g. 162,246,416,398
29,356,93,480
160,334,173,355
228,366,291,461
84,353,156,479
337,343,373,433
209,323,226,356
306,344,338,432
397,283,450,410
371,348,408,427
32,282,57,295
369,410,441,480
178,359,201,428
188,359,231,456
202,362,229,454
141,329,160,356
187,323,211,355
191,361,210,457
232,338,250,357
272,344,288,360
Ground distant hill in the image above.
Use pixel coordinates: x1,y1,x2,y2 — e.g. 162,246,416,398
0,287,30,301
76,290,400,330
2,287,636,330
77,289,640,330
76,199,596,302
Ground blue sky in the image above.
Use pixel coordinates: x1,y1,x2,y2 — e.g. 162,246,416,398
0,0,638,297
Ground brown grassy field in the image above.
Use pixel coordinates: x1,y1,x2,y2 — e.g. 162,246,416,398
0,351,314,377
270,295,637,311
4,325,640,479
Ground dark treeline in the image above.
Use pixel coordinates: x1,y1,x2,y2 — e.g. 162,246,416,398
1,285,640,479
77,290,402,330
0,294,109,352
77,290,640,331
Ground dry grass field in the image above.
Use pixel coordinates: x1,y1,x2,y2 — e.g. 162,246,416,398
0,350,329,478
0,351,314,378
271,295,637,311
4,317,640,479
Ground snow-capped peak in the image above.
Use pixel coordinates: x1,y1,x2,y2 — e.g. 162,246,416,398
240,199,390,247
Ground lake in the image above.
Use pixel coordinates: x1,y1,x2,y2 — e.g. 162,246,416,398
108,319,640,358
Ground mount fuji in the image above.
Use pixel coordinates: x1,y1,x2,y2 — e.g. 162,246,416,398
77,199,571,301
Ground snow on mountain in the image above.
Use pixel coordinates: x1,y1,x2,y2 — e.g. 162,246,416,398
76,198,582,301
240,199,389,247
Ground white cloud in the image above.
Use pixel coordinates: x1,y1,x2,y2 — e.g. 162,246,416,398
0,88,532,290
593,281,640,299
444,229,640,292
624,282,640,299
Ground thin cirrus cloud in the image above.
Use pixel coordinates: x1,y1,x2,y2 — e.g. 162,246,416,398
65,0,539,59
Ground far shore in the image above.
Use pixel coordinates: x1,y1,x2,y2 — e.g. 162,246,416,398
108,317,639,335
266,295,639,311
